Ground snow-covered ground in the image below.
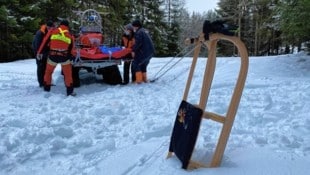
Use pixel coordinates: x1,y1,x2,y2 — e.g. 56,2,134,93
0,52,309,175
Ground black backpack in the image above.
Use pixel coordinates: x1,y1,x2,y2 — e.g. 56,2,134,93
203,20,238,40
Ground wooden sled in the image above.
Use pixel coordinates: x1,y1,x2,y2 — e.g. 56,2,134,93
167,33,249,169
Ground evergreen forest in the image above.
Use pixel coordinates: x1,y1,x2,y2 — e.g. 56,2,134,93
0,0,309,62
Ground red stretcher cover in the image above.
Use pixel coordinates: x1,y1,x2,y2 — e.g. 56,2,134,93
79,33,103,48
73,47,132,60
73,32,132,60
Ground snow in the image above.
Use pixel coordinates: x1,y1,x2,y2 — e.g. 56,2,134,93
0,52,310,175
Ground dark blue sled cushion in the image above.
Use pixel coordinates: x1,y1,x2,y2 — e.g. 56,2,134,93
169,100,203,169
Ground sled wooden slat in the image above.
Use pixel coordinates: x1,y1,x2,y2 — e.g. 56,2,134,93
210,34,248,168
182,33,249,169
182,38,203,101
203,111,225,123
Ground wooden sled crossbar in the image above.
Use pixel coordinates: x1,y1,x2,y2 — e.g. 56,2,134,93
168,33,249,169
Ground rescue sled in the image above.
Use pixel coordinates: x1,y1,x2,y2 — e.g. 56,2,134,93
72,9,132,74
167,20,248,170
70,9,132,86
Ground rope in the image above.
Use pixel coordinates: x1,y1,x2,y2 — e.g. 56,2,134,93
151,46,191,79
167,43,210,83
150,44,201,82
166,66,191,83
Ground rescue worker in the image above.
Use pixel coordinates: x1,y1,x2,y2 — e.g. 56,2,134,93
121,23,135,84
36,20,76,96
131,19,155,83
32,20,54,87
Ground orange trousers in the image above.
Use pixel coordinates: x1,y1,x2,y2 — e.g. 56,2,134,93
44,60,73,87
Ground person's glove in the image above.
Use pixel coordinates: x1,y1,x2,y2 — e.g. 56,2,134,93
36,54,43,60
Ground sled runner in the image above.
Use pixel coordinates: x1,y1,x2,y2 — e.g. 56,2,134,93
167,31,249,169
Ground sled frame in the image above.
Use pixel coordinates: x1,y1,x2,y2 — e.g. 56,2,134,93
168,33,249,169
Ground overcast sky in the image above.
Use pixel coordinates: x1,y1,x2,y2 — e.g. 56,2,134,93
185,0,219,13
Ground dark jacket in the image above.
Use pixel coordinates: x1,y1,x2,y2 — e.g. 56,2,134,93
32,25,48,56
132,27,155,63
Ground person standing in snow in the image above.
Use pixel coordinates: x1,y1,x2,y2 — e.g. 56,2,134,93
131,19,155,83
32,20,54,87
121,23,135,84
36,20,76,96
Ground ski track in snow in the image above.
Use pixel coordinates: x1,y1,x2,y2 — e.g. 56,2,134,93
0,54,310,174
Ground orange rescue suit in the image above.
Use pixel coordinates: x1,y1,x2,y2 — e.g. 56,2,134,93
37,25,75,88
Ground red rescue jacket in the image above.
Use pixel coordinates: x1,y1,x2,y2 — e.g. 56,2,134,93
122,35,135,49
37,25,74,55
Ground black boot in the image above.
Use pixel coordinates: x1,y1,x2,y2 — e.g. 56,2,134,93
66,86,76,96
43,85,51,92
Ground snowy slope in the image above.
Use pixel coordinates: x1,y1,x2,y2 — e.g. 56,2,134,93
0,52,309,175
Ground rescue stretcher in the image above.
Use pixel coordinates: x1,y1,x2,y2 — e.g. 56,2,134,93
72,45,132,73
71,9,132,73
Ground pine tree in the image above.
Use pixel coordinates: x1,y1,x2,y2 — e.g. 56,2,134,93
164,0,185,56
277,0,310,52
143,0,167,56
